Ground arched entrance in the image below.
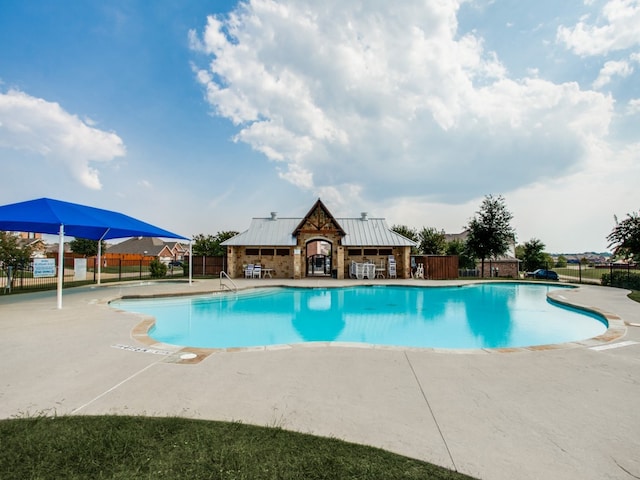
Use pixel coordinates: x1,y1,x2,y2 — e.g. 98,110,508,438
305,239,332,277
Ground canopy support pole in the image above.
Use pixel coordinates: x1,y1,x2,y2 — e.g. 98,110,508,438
57,224,64,309
189,240,193,286
97,229,109,285
97,239,102,285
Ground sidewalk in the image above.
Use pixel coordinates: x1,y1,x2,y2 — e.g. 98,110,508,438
1,279,639,480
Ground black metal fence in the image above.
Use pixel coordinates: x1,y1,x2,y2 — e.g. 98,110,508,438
1,257,188,295
553,263,639,287
458,268,480,277
4,256,637,294
457,263,640,288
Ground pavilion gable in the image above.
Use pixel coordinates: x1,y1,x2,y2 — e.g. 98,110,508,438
293,199,346,237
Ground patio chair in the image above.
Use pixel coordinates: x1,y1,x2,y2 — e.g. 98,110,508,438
357,262,366,279
363,262,375,279
375,261,386,278
252,264,262,278
387,255,397,278
244,264,254,278
414,264,424,279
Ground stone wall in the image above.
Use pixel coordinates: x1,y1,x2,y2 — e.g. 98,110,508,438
227,238,413,280
344,246,412,278
227,246,296,278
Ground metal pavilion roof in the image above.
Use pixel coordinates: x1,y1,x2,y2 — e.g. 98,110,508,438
222,218,300,246
337,218,416,247
221,216,416,247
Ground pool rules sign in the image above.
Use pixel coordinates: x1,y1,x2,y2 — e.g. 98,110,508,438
33,258,56,277
74,258,87,281
32,258,86,280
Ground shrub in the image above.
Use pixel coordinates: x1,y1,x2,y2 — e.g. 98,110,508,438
601,270,640,290
149,259,167,278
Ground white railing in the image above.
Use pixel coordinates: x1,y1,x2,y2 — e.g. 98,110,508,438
219,271,238,292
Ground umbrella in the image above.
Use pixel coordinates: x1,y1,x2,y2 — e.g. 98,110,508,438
0,198,190,308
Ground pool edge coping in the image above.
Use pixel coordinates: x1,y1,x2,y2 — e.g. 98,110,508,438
110,282,628,364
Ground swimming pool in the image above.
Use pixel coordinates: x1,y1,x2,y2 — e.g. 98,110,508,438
111,283,608,350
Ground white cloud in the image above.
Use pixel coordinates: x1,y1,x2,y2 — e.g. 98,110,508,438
0,89,125,190
380,138,640,253
557,0,640,56
192,0,614,210
592,59,633,88
509,140,640,252
627,98,640,114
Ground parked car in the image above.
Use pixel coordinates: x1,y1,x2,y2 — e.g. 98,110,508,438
526,269,559,280
168,260,183,267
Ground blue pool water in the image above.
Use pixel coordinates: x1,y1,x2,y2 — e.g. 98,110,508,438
110,284,608,349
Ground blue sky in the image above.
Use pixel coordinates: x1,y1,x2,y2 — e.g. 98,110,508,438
1,0,639,253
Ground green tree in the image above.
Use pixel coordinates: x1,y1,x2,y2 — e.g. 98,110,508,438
69,238,106,257
192,234,216,256
149,258,167,278
445,238,464,257
607,211,640,262
0,232,32,270
213,231,238,256
465,195,516,277
521,238,546,272
555,255,567,268
446,238,476,269
391,225,418,253
514,244,525,262
418,227,447,255
193,231,239,257
391,225,417,242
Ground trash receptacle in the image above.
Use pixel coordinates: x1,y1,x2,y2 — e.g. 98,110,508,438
331,269,337,279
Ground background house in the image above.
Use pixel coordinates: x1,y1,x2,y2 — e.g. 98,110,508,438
2,231,49,259
105,237,185,264
17,234,48,259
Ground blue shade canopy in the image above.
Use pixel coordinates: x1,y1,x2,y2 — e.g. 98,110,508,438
0,197,188,240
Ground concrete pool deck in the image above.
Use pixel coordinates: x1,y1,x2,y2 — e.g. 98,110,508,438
1,278,639,480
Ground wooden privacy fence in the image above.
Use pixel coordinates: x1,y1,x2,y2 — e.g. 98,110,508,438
187,256,225,276
412,255,459,280
102,252,155,264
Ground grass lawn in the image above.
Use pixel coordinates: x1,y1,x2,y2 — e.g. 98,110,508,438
628,290,640,303
0,416,476,480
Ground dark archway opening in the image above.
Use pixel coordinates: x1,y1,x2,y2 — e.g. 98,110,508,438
306,239,332,277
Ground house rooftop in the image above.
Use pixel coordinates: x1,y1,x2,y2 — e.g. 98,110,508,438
106,237,168,256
